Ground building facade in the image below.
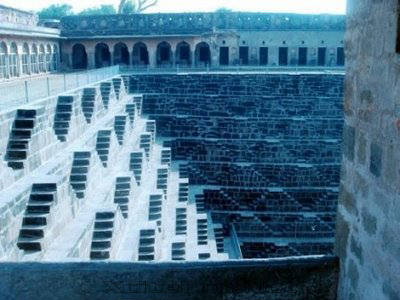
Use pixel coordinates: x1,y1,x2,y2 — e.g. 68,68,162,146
60,13,345,69
0,6,345,81
0,5,60,80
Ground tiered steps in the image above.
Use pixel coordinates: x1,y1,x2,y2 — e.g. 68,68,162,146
114,176,132,218
197,218,208,245
114,115,127,145
121,75,129,93
175,208,187,235
160,148,171,166
139,133,152,159
81,88,96,123
198,253,211,260
145,120,156,136
53,96,74,142
100,82,112,109
112,78,123,100
90,212,115,260
70,151,91,199
148,194,163,221
125,103,136,125
5,109,36,170
129,152,143,185
179,164,189,179
138,229,155,261
156,168,169,191
213,224,225,253
95,130,112,167
133,96,142,115
178,180,189,202
17,183,57,251
171,242,185,261
195,194,206,213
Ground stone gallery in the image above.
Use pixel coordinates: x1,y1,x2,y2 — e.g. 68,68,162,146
0,0,398,299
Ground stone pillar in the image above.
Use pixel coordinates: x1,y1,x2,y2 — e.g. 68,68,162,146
87,52,95,69
128,50,133,66
148,47,156,68
191,51,195,68
18,55,23,77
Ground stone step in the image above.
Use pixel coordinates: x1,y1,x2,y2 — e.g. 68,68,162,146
90,251,110,260
17,109,36,119
14,119,34,129
93,230,113,239
22,213,48,226
17,238,42,251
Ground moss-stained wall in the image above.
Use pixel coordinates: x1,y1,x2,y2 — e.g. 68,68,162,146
335,0,400,299
0,256,338,300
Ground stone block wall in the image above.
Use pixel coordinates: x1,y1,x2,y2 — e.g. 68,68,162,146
133,72,344,259
335,0,400,299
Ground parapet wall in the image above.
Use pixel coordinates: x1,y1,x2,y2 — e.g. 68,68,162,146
61,12,345,37
0,256,339,300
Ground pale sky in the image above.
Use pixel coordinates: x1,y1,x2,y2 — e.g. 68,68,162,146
1,0,346,14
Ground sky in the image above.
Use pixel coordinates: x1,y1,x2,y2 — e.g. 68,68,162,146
1,0,346,14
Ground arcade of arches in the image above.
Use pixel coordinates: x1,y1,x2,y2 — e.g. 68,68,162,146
0,40,58,80
69,40,345,69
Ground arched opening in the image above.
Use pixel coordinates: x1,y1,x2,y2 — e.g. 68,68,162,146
22,43,30,75
46,44,52,71
132,42,149,66
195,42,211,67
39,44,46,72
72,43,88,70
95,43,111,68
113,42,130,66
31,44,39,73
175,41,191,66
0,42,8,79
9,42,18,77
156,41,172,67
52,44,58,71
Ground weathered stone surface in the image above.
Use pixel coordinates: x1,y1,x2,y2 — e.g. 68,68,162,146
61,13,346,37
361,207,377,236
369,142,382,177
0,257,339,300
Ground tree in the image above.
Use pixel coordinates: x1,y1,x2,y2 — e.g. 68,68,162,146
118,0,158,14
215,7,233,13
120,0,136,14
38,4,73,20
79,5,117,15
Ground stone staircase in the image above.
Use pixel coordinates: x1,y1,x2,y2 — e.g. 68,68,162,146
148,194,163,222
129,151,143,185
81,88,97,123
90,211,116,260
175,207,187,235
114,115,127,145
53,96,74,142
178,180,189,202
160,148,171,166
100,81,113,109
17,183,57,251
125,102,136,125
95,129,112,167
5,109,36,170
171,242,186,261
70,151,91,199
113,176,133,218
112,78,123,100
213,224,225,253
156,167,169,191
197,217,208,245
139,133,153,159
138,229,156,261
